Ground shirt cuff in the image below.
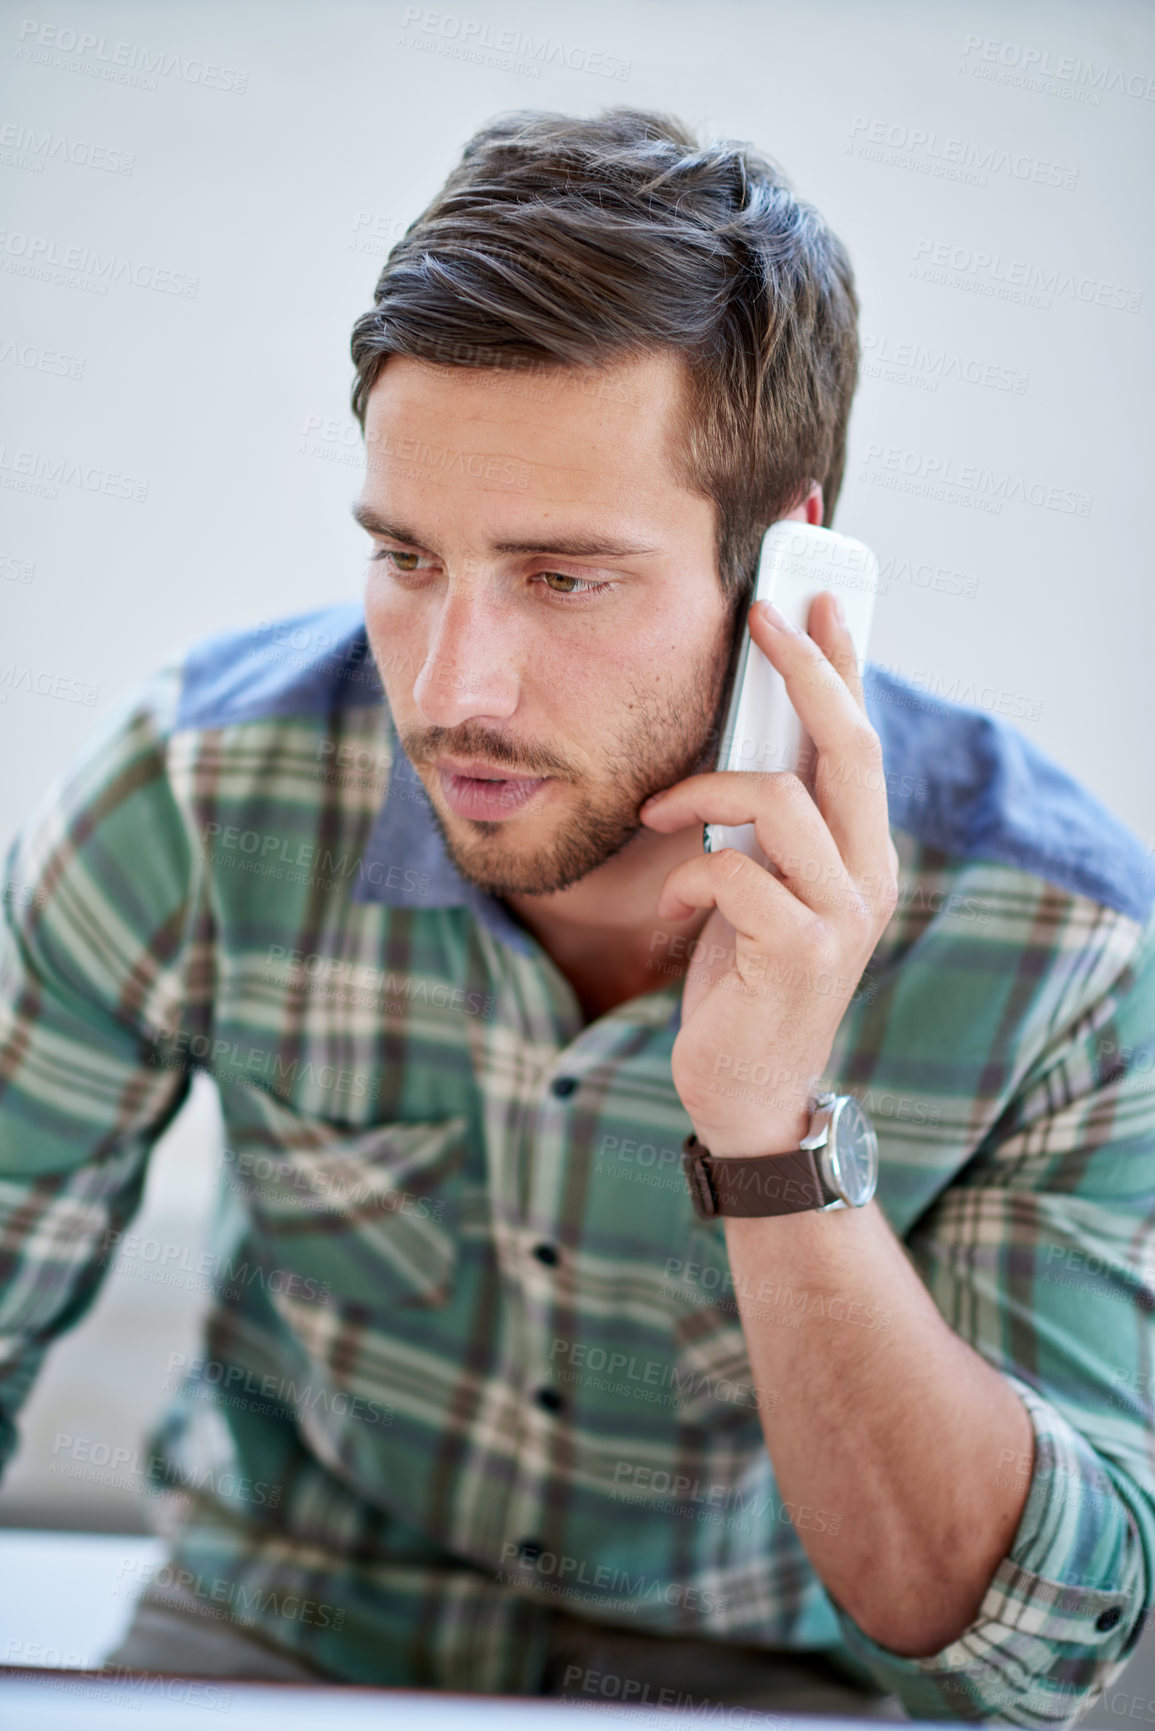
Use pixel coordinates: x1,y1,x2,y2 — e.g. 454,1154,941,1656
831,1373,1147,1724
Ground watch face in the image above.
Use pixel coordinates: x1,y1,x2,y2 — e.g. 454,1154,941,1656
826,1097,878,1206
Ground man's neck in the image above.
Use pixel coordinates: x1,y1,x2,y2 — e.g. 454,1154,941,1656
503,825,710,1023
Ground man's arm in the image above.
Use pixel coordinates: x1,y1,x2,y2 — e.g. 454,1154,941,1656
718,1175,1034,1656
640,597,1154,1723
673,893,1155,1725
0,660,200,1473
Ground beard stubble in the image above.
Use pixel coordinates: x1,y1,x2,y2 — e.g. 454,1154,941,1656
402,614,739,898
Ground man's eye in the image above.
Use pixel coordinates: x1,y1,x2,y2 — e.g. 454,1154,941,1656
369,554,613,601
537,571,614,599
371,549,422,572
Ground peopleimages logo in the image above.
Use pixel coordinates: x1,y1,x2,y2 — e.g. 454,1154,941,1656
910,238,1141,315
50,1431,282,1509
958,34,1155,103
860,442,1093,518
497,1542,725,1613
14,17,249,93
0,661,99,705
847,116,1079,189
0,228,199,297
0,444,148,502
861,334,1028,398
398,6,632,80
610,1461,843,1534
0,336,85,378
0,119,135,174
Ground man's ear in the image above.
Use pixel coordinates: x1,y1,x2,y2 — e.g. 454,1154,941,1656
782,481,824,526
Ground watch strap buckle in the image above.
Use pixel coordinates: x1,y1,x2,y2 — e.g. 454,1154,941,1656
682,1135,719,1219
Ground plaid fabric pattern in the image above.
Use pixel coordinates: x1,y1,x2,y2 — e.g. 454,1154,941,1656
1,604,1153,1719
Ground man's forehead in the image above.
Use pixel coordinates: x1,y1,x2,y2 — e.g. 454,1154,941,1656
360,350,699,524
362,350,688,454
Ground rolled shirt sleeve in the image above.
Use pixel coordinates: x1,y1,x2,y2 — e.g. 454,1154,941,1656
0,660,200,1471
832,899,1155,1724
837,1377,1144,1723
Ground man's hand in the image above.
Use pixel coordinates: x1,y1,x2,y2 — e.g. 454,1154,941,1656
639,591,899,1154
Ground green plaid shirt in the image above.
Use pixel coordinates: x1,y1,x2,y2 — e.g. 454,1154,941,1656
2,601,1153,1722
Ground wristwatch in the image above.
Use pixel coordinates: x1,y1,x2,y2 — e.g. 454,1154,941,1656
682,1091,879,1220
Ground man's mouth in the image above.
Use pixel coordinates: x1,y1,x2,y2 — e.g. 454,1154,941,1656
432,757,552,821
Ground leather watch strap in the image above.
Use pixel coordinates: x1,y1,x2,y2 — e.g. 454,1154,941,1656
682,1133,827,1218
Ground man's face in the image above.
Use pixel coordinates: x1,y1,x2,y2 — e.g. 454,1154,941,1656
357,351,737,898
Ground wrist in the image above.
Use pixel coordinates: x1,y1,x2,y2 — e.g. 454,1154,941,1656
690,1104,813,1159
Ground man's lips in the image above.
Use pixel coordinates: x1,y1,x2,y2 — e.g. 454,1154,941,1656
431,756,552,821
433,756,538,781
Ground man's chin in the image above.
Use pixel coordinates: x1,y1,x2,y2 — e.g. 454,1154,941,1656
434,800,647,899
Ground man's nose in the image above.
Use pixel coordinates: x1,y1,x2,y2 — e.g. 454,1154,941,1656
412,583,521,727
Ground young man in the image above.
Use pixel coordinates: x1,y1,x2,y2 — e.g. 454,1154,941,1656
0,109,1151,1721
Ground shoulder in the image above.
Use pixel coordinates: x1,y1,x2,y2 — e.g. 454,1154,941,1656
865,661,1154,925
173,602,382,731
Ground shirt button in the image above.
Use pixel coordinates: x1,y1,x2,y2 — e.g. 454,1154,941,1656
535,1386,564,1414
550,1075,578,1098
1096,1606,1122,1632
532,1242,560,1267
517,1539,543,1563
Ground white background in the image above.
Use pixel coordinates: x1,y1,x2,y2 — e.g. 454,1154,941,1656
0,1,1152,1715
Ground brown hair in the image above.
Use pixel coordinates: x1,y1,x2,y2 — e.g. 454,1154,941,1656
350,107,859,607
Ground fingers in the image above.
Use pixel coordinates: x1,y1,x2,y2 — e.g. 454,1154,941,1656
640,587,896,912
742,594,890,889
800,590,866,712
643,770,858,922
652,841,821,951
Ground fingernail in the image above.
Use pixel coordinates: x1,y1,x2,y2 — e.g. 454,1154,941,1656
833,595,846,625
758,600,799,633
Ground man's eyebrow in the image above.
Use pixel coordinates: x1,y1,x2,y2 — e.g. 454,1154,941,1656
349,501,658,559
351,502,418,541
491,533,661,558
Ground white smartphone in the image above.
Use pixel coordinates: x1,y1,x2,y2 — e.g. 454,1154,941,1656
704,520,881,867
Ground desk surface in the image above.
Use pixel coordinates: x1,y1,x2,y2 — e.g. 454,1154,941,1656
0,1668,898,1725
0,1536,880,1725
0,1530,163,1670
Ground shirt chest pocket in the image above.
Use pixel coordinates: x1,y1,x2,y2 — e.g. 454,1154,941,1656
220,1076,471,1311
